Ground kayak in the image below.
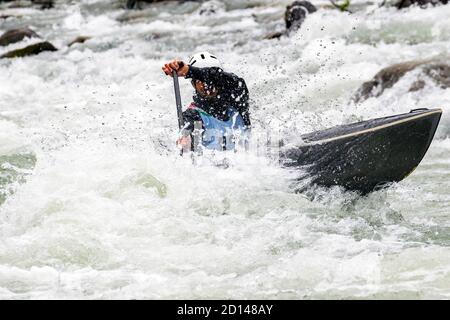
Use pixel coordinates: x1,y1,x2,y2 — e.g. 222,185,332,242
280,108,442,194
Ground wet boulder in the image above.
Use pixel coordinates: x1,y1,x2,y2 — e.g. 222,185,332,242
353,59,450,103
285,1,317,32
126,0,138,8
125,0,178,9
0,41,57,59
68,36,91,47
264,31,285,40
353,61,426,102
395,0,448,9
0,0,54,9
264,1,317,40
0,27,40,46
31,0,54,9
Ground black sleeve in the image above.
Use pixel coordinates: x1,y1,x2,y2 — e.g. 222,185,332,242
180,108,202,136
186,66,251,128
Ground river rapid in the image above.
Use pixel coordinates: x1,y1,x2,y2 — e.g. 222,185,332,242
0,0,450,299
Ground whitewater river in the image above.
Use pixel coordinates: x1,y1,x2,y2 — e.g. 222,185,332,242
1,0,450,299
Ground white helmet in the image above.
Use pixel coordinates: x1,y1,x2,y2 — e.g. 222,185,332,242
188,51,222,68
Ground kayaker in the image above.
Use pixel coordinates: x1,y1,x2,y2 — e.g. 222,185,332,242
162,52,251,151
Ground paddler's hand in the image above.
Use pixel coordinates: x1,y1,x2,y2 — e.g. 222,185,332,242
176,135,191,148
162,60,189,77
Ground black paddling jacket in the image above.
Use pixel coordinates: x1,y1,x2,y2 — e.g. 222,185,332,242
181,66,251,135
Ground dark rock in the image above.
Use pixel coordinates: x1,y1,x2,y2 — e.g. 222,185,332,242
285,1,317,32
264,1,317,40
68,36,91,47
353,59,450,103
0,41,57,59
126,0,138,8
0,0,53,9
0,27,40,46
264,31,285,40
126,0,178,9
144,33,162,40
199,7,215,15
31,0,54,9
198,0,224,15
395,0,448,9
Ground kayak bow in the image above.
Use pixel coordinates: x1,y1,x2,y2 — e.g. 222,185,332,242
280,108,442,193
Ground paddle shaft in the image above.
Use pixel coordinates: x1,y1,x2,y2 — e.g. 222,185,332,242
172,70,184,130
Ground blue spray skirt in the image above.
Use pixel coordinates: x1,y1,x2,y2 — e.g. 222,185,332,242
191,106,248,150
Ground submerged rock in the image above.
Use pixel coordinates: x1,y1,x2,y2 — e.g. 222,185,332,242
197,0,225,15
353,59,450,103
0,152,37,206
0,41,57,59
422,63,450,88
395,0,448,9
0,27,40,46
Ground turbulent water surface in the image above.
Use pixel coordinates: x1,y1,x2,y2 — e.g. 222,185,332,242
1,0,450,299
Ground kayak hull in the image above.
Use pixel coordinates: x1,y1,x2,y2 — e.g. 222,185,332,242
280,108,442,194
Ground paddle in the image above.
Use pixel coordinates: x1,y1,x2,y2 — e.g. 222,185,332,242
171,65,201,156
172,69,186,155
172,70,184,130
